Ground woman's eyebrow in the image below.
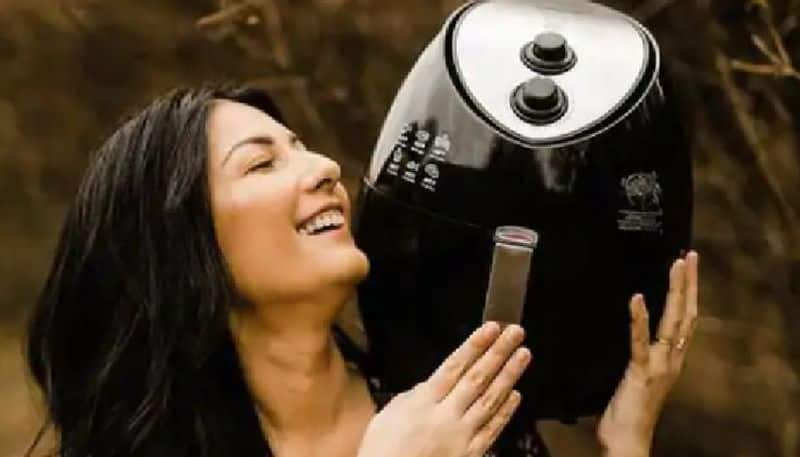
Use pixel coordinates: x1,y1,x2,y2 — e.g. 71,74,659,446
222,135,275,165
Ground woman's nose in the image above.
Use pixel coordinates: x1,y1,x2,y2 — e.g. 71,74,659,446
302,152,342,193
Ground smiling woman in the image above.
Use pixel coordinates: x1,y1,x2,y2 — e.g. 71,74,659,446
24,85,698,457
24,85,533,457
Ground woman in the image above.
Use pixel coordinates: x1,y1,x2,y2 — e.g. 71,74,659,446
26,86,700,457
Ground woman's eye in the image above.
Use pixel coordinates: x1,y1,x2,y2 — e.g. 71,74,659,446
248,159,275,173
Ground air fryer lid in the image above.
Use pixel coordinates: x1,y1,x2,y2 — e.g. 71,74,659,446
451,0,656,144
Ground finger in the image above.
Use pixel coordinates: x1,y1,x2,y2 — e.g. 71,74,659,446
675,251,699,355
629,294,650,369
466,390,521,457
443,324,525,413
656,258,687,341
462,346,531,430
426,321,502,401
652,258,686,369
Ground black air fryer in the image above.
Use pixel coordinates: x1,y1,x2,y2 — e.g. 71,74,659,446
354,0,692,422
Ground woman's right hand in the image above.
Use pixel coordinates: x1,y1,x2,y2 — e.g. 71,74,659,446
357,322,530,457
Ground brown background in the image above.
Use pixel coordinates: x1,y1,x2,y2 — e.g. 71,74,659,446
0,1,798,456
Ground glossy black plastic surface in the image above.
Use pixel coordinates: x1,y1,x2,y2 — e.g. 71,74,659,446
354,1,692,421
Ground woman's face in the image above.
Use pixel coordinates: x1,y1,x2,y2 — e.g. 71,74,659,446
206,100,369,311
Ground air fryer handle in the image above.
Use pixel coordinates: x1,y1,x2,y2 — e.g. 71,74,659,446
482,226,539,326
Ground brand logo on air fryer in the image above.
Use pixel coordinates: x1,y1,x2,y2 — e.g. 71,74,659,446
618,172,664,233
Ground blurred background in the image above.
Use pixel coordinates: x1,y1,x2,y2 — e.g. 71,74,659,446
0,0,798,456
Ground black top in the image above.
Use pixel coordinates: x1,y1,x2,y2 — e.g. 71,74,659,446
334,328,550,457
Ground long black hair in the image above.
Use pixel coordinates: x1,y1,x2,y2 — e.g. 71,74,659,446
26,86,287,457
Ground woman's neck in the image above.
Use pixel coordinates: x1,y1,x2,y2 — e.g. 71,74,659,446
231,311,359,438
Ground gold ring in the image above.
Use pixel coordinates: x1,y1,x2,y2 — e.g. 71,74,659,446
676,337,687,351
655,336,673,347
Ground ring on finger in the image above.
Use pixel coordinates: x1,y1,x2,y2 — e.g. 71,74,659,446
655,336,673,347
675,337,688,351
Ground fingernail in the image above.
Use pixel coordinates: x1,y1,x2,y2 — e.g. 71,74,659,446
483,321,500,338
516,347,531,364
631,294,646,316
502,327,518,344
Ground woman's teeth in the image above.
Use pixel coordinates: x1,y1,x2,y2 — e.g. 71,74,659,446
298,209,345,236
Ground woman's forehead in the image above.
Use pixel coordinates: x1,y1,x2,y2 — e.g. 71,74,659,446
207,99,293,155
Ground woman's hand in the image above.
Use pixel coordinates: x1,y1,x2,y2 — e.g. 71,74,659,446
357,323,531,457
597,251,700,457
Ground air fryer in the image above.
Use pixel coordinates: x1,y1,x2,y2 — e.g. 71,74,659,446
354,0,692,422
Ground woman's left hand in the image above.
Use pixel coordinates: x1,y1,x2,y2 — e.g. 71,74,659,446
597,251,700,457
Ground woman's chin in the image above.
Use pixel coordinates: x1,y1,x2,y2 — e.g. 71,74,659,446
306,244,368,288
336,246,370,285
